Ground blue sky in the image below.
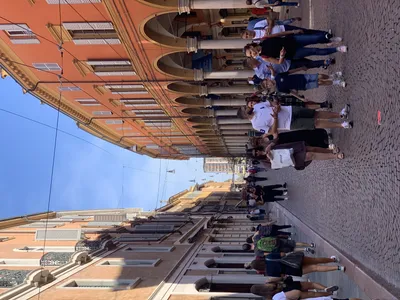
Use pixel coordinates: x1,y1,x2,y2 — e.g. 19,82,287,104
0,76,230,219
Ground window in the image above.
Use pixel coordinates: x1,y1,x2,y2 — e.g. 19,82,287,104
87,60,135,76
14,246,75,252
0,237,13,242
116,127,132,131
99,259,161,267
47,0,101,3
0,24,39,44
59,86,81,91
116,234,164,242
92,111,112,116
76,98,101,106
144,121,172,127
105,119,123,125
105,84,147,95
123,246,174,252
32,63,61,71
20,222,61,228
134,110,165,117
0,259,40,266
35,229,82,241
62,22,120,45
59,279,141,290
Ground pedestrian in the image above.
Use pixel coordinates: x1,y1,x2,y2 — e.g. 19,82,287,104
246,93,331,110
242,21,341,47
252,221,292,237
253,141,344,170
262,70,347,93
244,39,347,63
239,101,353,135
242,236,314,254
248,184,288,202
244,175,268,183
248,253,345,277
250,278,341,299
246,0,299,9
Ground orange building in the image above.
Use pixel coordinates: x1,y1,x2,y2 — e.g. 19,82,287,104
0,0,278,159
0,181,290,300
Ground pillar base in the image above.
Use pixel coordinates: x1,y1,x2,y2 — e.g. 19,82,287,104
199,85,208,96
178,0,191,14
186,37,198,53
193,69,204,81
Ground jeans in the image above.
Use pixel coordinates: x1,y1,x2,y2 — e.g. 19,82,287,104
276,18,297,26
293,47,337,59
271,1,298,6
292,32,330,47
284,25,330,39
289,58,326,70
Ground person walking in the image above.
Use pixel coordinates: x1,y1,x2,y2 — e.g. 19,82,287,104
248,253,345,277
247,0,299,9
244,39,347,64
251,277,340,299
252,221,292,237
243,236,314,254
244,175,268,183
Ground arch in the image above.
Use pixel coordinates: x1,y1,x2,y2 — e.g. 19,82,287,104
192,124,214,129
181,107,211,116
137,0,179,9
167,82,201,94
141,12,186,50
175,96,208,107
156,51,194,79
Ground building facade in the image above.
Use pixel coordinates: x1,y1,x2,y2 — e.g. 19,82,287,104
0,0,278,159
0,181,297,300
203,158,245,174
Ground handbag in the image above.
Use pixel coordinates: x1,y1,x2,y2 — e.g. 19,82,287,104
270,148,295,169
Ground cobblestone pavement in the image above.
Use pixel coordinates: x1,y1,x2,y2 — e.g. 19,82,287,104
264,0,400,297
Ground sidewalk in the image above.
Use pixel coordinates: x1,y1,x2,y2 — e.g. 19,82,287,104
264,201,398,300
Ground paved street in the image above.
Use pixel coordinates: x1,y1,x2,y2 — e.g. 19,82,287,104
265,0,400,298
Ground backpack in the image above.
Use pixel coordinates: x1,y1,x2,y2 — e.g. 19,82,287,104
256,237,277,252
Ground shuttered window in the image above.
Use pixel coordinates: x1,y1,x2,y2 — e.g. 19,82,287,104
123,246,174,252
76,98,101,106
32,63,61,71
62,22,119,45
92,111,112,116
86,221,121,227
105,120,123,125
99,259,160,267
63,22,114,31
132,224,174,233
20,223,61,228
35,229,82,241
94,214,126,222
60,278,141,290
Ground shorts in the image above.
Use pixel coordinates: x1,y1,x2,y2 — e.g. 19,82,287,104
278,239,296,253
290,107,316,130
304,74,319,90
283,281,302,292
281,263,303,277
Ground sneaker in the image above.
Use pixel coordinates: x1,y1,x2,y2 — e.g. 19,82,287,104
339,80,347,88
328,29,332,35
335,71,343,78
305,247,315,254
338,265,346,272
330,37,343,43
310,243,316,248
337,46,348,53
283,191,288,196
283,197,289,200
342,121,353,129
295,17,302,22
331,255,340,262
323,58,335,69
325,286,339,293
340,104,350,119
325,33,333,40
282,182,287,188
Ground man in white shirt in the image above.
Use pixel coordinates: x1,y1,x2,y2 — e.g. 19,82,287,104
246,0,299,8
250,102,292,135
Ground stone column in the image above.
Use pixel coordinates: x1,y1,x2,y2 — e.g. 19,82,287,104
179,0,251,14
194,69,254,81
211,98,245,106
219,124,253,130
202,85,255,96
187,37,251,52
214,109,240,117
218,118,250,124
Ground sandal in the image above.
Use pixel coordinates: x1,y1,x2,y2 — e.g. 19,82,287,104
337,153,345,159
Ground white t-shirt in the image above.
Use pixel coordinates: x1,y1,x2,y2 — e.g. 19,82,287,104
253,20,285,40
251,102,292,134
251,209,261,214
254,0,272,8
248,199,257,206
273,294,334,300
